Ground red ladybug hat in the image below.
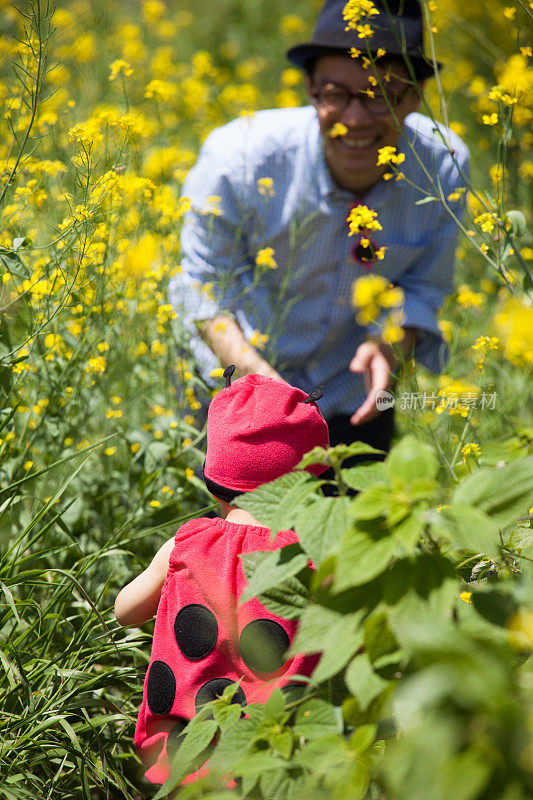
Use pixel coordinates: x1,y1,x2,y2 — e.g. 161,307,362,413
203,368,330,500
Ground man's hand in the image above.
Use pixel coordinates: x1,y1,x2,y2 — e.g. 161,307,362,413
349,328,417,426
197,316,284,382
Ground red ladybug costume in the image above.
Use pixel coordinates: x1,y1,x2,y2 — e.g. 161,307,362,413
135,371,329,784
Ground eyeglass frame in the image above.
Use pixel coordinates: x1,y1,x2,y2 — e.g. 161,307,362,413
310,79,414,117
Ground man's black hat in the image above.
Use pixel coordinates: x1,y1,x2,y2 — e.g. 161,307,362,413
286,0,440,80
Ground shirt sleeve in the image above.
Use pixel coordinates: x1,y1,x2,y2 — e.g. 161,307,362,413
168,123,253,334
370,145,470,374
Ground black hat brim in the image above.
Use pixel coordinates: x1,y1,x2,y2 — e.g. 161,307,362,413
286,41,440,81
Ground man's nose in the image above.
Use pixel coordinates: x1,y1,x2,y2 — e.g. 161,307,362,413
340,95,373,126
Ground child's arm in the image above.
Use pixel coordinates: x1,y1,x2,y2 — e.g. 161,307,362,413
114,536,176,627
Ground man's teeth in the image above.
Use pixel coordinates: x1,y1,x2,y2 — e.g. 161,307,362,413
343,137,375,148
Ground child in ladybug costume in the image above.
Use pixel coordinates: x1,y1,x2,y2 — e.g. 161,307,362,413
114,367,329,786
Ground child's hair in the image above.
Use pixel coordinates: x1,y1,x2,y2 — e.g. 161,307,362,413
202,371,330,501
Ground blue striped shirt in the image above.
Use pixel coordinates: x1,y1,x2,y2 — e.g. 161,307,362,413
169,106,469,419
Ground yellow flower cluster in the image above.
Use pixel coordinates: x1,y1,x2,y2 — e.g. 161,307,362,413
351,274,404,327
257,177,275,197
255,247,278,270
376,146,406,166
435,377,480,417
342,0,379,39
329,122,348,138
347,205,383,236
461,442,481,460
494,297,533,366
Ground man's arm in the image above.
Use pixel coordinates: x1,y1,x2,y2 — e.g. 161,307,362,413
197,316,283,380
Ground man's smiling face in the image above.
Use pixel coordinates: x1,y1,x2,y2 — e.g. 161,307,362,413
305,54,422,196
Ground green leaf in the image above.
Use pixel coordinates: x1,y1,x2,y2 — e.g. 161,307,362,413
392,506,425,552
345,655,388,711
386,435,438,484
209,717,262,775
272,730,294,759
434,504,501,560
232,752,286,778
294,496,352,564
239,545,308,604
351,485,391,520
156,719,218,797
255,572,309,620
335,522,397,591
264,689,286,723
471,590,518,628
310,626,364,684
235,471,317,532
297,442,384,471
291,604,364,682
452,456,533,529
342,462,387,491
291,604,343,654
363,611,399,664
292,698,340,739
350,723,377,754
260,769,293,800
295,735,348,771
213,702,242,731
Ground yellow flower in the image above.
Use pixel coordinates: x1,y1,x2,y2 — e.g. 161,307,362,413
508,610,533,650
461,442,481,461
104,447,116,456
131,443,140,453
85,356,107,374
503,6,516,19
250,330,269,350
279,15,306,36
23,460,34,471
329,122,348,138
376,146,405,166
255,247,278,269
149,500,161,508
200,195,222,216
257,177,275,197
456,285,486,309
210,368,225,378
109,60,133,81
494,297,533,366
185,467,195,480
447,187,466,202
471,336,500,352
438,319,453,343
482,112,499,126
460,591,472,603
347,205,382,236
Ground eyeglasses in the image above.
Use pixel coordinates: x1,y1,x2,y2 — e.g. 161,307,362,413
311,81,411,116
